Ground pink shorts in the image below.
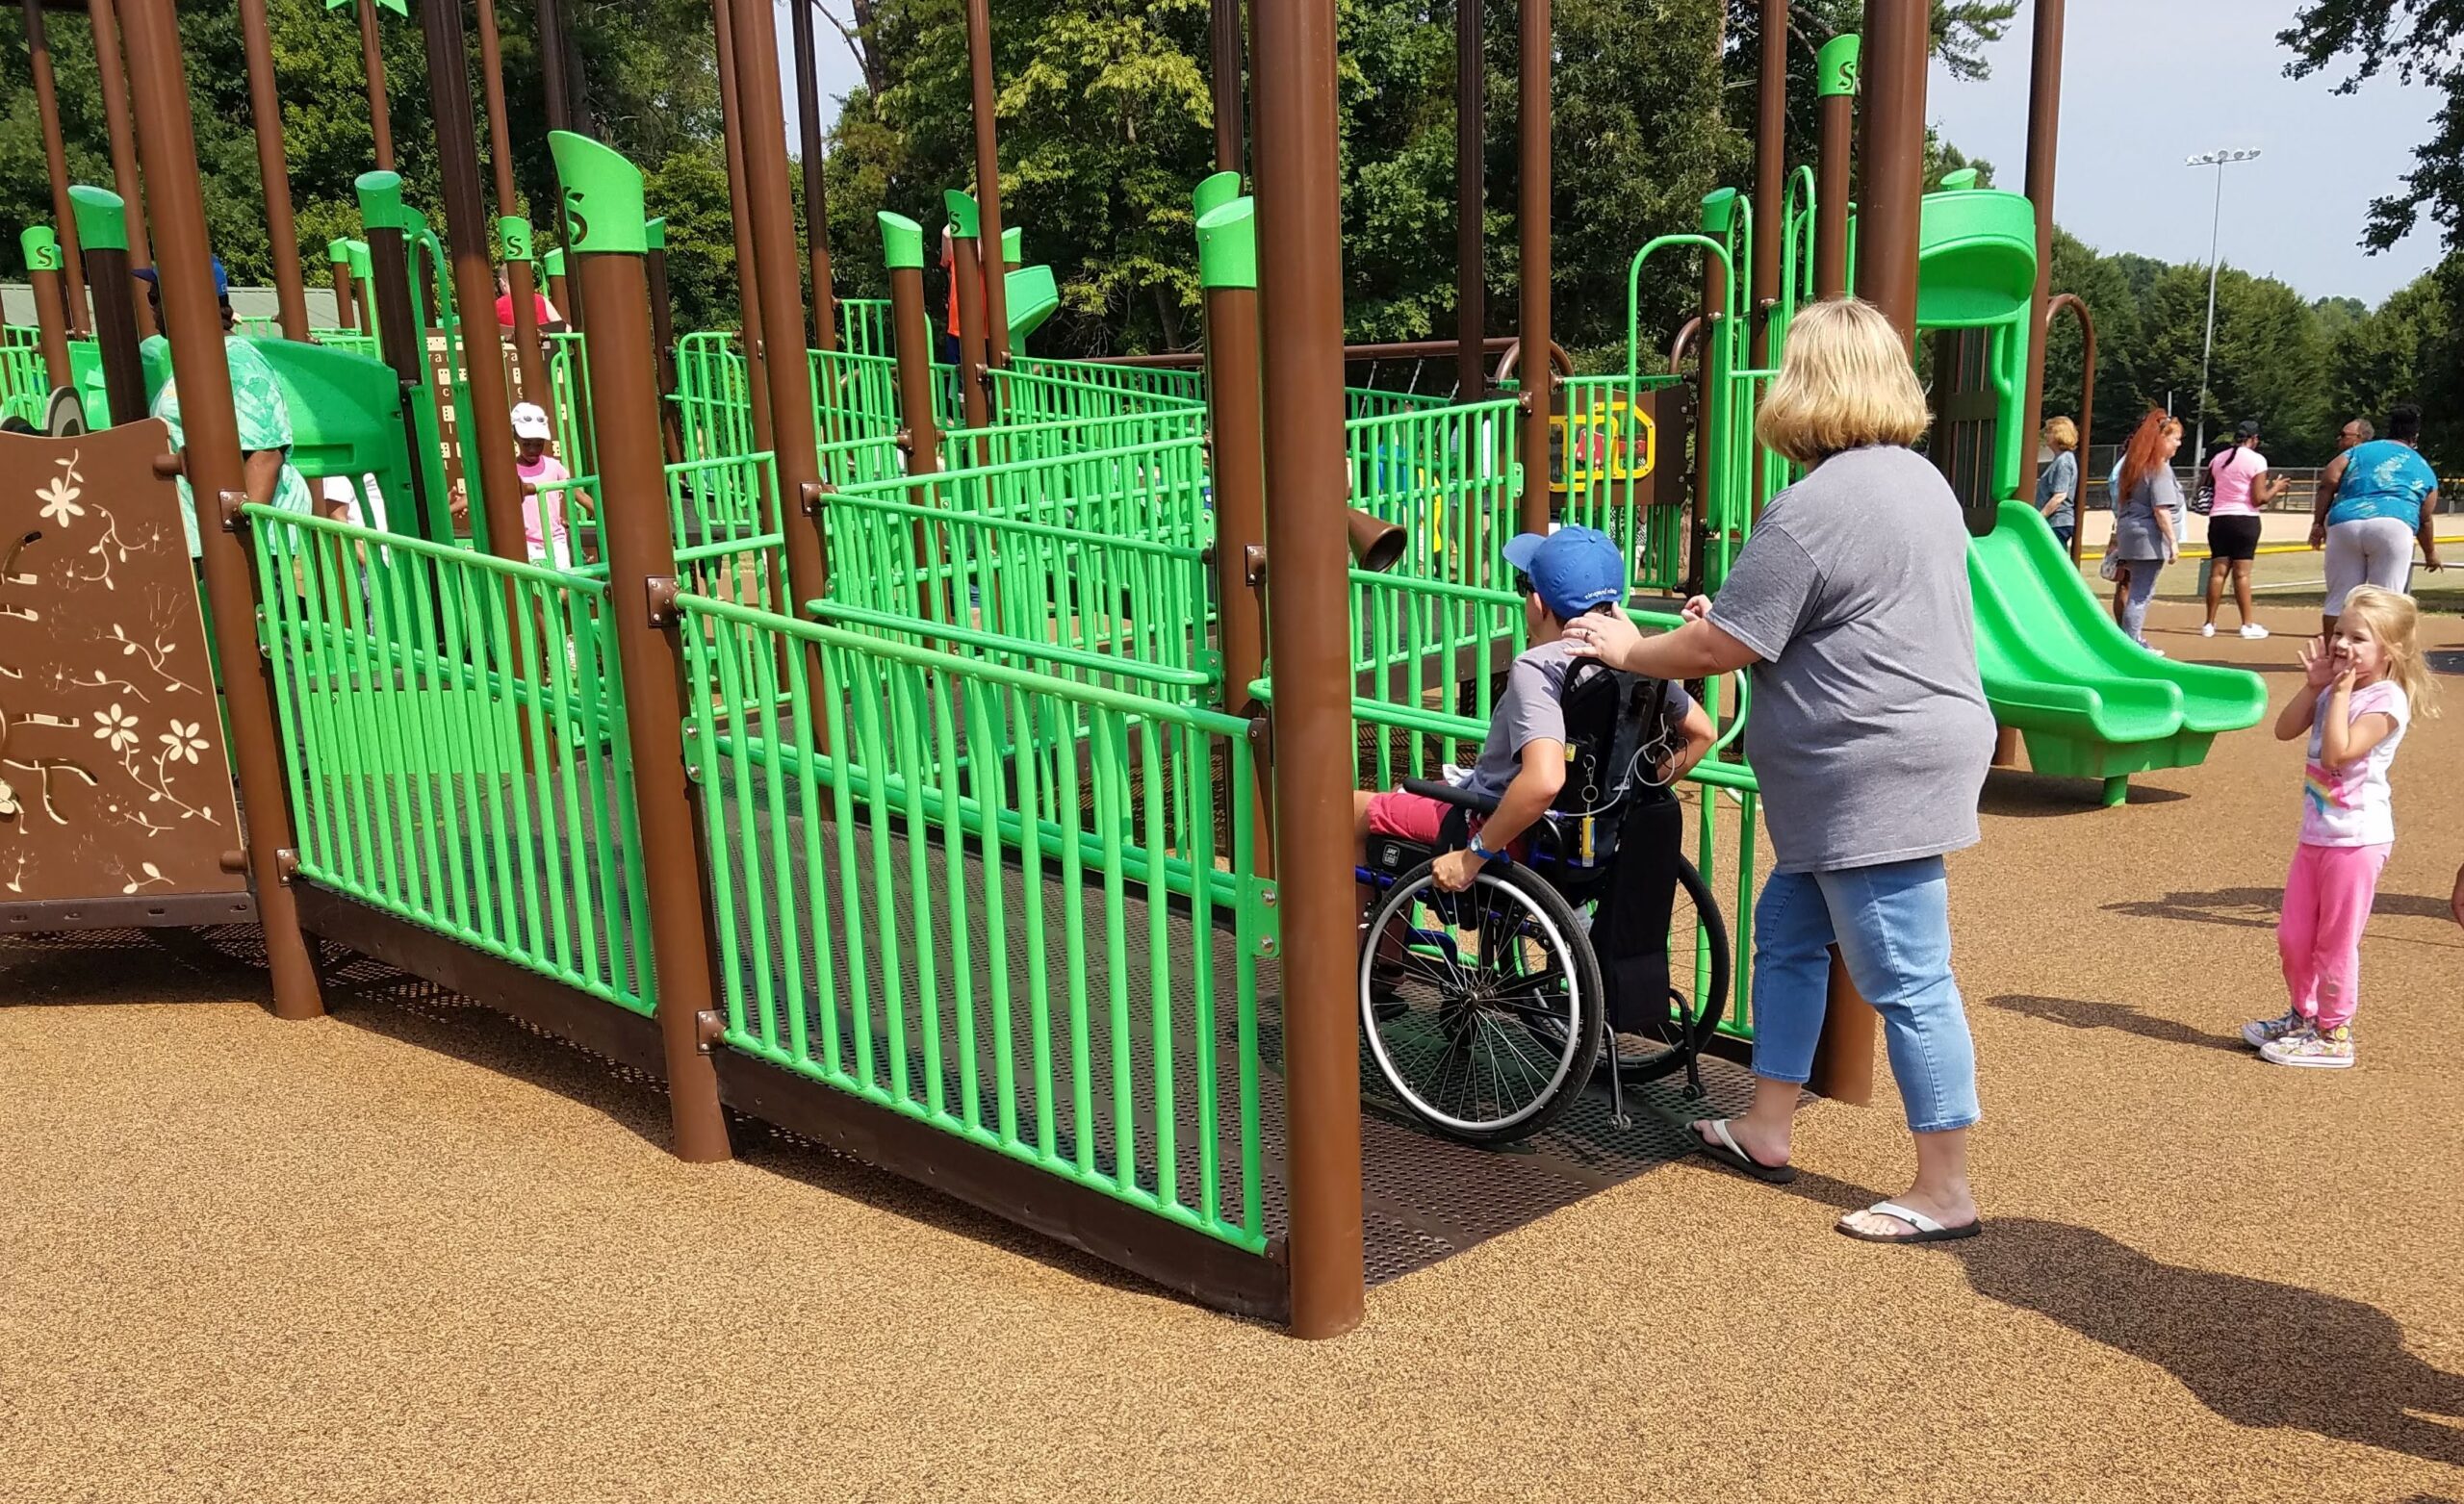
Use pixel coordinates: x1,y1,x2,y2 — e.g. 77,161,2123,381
1364,790,1527,858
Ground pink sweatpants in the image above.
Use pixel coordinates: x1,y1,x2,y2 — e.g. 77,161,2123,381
2278,841,2392,1030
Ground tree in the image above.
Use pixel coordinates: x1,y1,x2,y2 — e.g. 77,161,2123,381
2280,1,2464,254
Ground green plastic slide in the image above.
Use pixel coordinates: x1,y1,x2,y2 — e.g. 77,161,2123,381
1970,499,2269,798
1914,187,2267,801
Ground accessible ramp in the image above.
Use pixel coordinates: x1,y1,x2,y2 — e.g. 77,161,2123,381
1969,499,2268,802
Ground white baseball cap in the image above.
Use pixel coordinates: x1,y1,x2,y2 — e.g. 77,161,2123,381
511,402,552,440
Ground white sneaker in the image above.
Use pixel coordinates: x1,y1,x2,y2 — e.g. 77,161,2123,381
2200,623,2217,638
2240,624,2271,640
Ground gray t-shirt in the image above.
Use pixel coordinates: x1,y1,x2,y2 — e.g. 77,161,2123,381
2036,449,2077,531
1464,638,1694,803
1706,446,1996,874
2114,465,2184,562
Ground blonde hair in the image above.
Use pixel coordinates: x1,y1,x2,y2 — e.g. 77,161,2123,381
2042,416,2078,452
2337,586,2439,716
1755,297,1933,465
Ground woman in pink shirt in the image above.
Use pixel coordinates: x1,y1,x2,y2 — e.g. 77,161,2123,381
2202,420,2286,639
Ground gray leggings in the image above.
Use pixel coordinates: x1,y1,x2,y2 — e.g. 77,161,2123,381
2118,558,2165,644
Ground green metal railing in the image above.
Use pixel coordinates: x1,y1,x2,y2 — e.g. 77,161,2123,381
839,297,893,358
679,595,1270,1251
990,364,1205,428
1343,386,1454,422
247,504,654,1014
320,329,382,361
818,482,1214,696
1557,372,1690,595
1,324,45,426
1345,397,1521,592
1011,355,1206,408
675,329,758,464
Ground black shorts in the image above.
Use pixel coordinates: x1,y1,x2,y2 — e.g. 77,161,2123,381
2207,514,2262,562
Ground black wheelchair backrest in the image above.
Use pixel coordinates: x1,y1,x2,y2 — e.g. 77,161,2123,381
1553,659,1673,817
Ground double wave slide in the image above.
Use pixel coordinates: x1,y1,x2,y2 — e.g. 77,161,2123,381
1969,500,2269,805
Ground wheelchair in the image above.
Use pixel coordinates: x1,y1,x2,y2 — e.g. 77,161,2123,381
1357,662,1731,1145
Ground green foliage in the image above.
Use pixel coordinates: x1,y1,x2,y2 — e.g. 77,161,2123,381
2279,0,2464,254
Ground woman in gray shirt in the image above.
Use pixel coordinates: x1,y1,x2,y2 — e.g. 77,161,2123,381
2109,412,2183,651
1568,298,1992,1245
2037,415,2080,553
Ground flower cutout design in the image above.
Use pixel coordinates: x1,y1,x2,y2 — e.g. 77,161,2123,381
0,778,17,819
159,719,209,765
36,473,85,526
92,702,141,754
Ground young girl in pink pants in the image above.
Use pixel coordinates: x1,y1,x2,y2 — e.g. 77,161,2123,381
2246,586,2435,1067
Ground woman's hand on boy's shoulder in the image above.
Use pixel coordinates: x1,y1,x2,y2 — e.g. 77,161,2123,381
1562,604,1641,665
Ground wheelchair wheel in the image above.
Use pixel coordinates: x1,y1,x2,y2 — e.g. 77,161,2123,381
1604,854,1731,1083
1358,858,1603,1144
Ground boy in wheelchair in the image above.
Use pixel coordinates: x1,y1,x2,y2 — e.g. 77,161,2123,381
1349,525,1713,894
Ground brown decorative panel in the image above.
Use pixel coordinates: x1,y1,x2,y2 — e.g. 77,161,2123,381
0,421,246,905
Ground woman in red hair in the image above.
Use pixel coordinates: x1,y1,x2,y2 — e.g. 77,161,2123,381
2110,411,2184,651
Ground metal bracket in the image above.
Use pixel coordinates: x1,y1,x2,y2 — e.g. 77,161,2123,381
218,490,250,533
151,452,184,480
1243,544,1268,587
273,848,300,883
645,574,680,627
799,480,833,517
1517,390,1534,415
218,849,248,874
893,426,914,453
694,1008,728,1051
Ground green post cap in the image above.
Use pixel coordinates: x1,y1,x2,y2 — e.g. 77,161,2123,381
543,246,566,277
1701,186,1739,235
1938,166,1980,191
1818,34,1861,98
500,215,534,262
1195,197,1256,291
548,130,647,254
878,211,924,270
67,186,128,253
20,226,62,272
327,237,351,265
1002,226,1023,267
1193,170,1241,221
645,216,666,251
346,240,372,280
355,169,403,231
943,190,980,240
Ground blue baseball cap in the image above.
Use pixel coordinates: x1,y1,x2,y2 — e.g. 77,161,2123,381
132,255,228,298
1502,525,1626,620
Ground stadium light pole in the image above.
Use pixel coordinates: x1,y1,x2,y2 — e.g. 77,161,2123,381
2186,147,2259,481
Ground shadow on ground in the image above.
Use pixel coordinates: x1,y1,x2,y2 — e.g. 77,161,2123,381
1982,993,2246,1056
2104,884,2462,930
1981,773,2189,817
1772,1170,2464,1468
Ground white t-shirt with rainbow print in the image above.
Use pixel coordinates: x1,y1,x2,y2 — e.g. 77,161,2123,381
2301,679,2409,848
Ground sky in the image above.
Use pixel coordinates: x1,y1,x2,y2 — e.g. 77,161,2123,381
1927,0,2447,307
777,0,2450,310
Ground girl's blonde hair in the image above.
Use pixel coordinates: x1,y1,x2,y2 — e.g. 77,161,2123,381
1755,297,1932,465
2041,415,2078,452
2338,586,2439,716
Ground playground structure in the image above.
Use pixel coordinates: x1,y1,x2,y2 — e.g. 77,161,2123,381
1,0,2267,1338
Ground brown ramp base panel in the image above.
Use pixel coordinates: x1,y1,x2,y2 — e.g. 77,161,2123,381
264,883,1754,1315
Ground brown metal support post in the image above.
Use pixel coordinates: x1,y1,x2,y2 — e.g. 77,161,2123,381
538,0,574,131
1454,0,1482,401
1750,0,1784,368
1252,0,1366,1341
549,131,732,1163
21,0,87,335
1853,0,1926,349
1813,34,1858,302
1210,0,1243,175
727,0,834,608
86,0,154,337
945,191,990,438
647,217,683,465
2019,0,2066,500
713,0,774,457
882,217,940,476
1513,0,1551,533
67,187,142,426
238,0,311,341
358,0,396,170
545,251,572,334
331,242,359,330
476,0,548,399
19,229,74,390
789,0,836,350
419,0,529,565
119,0,325,1021
964,0,1013,371
1199,196,1269,728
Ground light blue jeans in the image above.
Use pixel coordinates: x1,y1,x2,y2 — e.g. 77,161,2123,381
1749,857,1981,1133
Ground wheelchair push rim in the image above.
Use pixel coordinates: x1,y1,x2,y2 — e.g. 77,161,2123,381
1358,860,1603,1141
